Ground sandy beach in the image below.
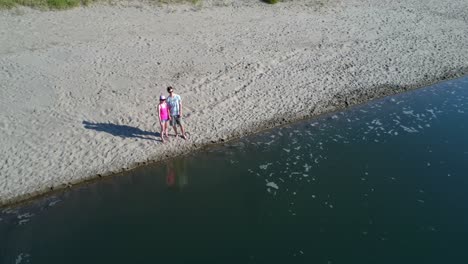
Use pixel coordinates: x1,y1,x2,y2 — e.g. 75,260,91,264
0,0,467,206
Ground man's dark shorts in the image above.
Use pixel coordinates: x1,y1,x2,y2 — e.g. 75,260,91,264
170,115,182,126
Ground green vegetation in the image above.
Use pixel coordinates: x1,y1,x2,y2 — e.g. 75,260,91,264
0,0,93,9
0,0,279,10
262,0,280,4
0,0,202,9
0,0,15,8
155,0,200,4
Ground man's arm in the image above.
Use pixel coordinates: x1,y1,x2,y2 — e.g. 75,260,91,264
178,95,182,117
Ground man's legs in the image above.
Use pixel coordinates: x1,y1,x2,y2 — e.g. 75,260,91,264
170,116,178,137
179,124,186,139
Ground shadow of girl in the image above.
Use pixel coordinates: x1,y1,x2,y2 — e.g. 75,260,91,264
82,121,160,141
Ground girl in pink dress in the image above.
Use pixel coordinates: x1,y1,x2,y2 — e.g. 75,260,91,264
158,95,171,142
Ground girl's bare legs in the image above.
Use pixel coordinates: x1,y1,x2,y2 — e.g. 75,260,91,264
164,122,169,139
160,122,165,142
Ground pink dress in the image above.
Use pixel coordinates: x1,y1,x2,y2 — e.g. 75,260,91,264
159,103,169,121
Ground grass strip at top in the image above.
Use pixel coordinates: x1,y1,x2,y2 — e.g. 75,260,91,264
0,0,93,9
0,0,282,11
0,0,205,10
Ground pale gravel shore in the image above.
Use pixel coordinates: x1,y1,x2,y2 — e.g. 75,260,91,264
1,0,467,206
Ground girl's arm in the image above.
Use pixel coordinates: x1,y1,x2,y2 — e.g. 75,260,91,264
158,105,162,122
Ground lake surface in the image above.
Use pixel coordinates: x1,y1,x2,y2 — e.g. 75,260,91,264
1,77,468,264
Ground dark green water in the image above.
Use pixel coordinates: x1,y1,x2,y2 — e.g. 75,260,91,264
1,77,468,264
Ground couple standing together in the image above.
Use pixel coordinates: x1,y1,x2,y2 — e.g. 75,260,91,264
158,86,187,143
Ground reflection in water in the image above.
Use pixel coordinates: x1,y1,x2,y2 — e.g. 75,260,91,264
165,159,189,190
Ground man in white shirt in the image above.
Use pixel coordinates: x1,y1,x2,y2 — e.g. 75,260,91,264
166,86,187,139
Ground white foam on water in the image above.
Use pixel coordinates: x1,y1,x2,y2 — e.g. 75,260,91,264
2,208,18,214
311,195,316,199
403,110,414,116
417,199,425,203
15,253,30,264
18,219,30,225
17,212,34,219
332,115,339,119
426,109,437,118
303,163,312,172
266,182,279,190
259,163,273,170
283,148,291,153
371,119,383,126
400,125,418,133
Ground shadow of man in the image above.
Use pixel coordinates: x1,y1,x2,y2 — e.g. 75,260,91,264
83,121,160,141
